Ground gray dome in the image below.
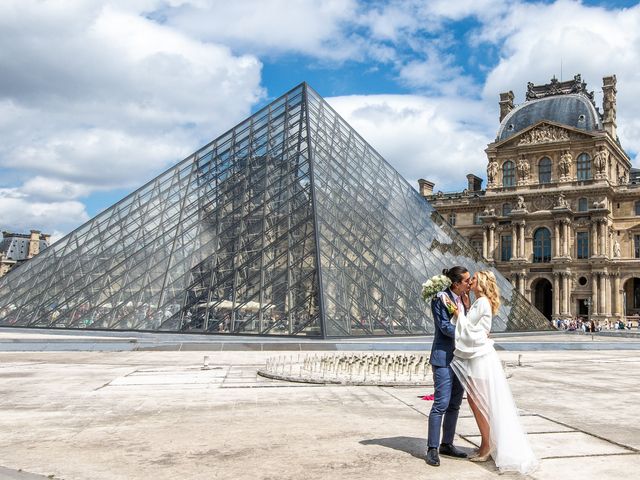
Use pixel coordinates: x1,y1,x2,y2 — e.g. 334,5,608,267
498,94,601,142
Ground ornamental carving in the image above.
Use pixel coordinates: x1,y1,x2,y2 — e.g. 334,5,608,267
558,150,572,179
530,195,555,211
517,125,569,145
593,147,609,176
517,157,530,182
487,159,498,185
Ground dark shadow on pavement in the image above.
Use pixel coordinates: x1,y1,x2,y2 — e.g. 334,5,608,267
360,436,426,459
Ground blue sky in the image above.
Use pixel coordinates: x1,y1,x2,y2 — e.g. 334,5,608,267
1,0,640,240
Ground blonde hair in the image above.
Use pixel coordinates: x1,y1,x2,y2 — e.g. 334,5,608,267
475,270,501,315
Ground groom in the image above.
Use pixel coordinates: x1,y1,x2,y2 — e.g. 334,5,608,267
425,266,471,467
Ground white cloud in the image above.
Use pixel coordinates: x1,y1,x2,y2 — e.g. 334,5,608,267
161,0,362,61
478,0,640,163
327,94,494,192
0,187,89,236
0,0,264,234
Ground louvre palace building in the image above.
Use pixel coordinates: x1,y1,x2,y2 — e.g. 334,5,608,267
420,74,640,322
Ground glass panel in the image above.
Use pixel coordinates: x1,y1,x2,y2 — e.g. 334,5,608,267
533,228,551,263
538,157,552,184
503,161,515,187
577,231,589,259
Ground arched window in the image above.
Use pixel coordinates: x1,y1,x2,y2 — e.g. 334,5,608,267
533,228,552,263
502,203,512,216
577,153,592,180
538,157,552,184
502,160,515,187
578,198,588,212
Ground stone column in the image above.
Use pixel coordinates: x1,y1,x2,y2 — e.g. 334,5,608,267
599,221,607,258
563,221,569,257
553,273,560,318
599,273,607,315
591,221,598,257
554,222,560,258
511,224,518,260
519,273,526,295
482,227,488,260
488,225,495,261
614,274,621,317
561,273,569,315
519,222,525,260
605,273,612,318
592,273,599,315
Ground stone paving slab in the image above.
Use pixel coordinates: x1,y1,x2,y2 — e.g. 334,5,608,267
0,349,638,479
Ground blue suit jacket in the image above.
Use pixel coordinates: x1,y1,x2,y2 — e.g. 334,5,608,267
429,288,465,367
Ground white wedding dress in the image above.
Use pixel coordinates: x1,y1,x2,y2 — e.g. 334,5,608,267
450,296,538,474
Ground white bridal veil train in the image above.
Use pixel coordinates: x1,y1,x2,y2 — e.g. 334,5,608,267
449,296,538,475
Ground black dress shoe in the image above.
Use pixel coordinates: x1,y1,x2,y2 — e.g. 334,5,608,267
439,443,468,458
425,447,440,466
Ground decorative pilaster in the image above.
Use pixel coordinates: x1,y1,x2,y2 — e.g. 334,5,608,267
614,273,621,317
592,272,599,315
488,224,495,261
511,223,518,260
599,273,606,316
562,220,570,257
553,272,560,317
482,227,488,260
554,222,560,258
599,221,607,258
518,221,525,260
561,272,570,315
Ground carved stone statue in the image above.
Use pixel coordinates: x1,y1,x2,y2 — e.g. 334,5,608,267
592,198,607,209
555,192,568,209
593,147,609,176
613,240,621,258
515,195,527,211
482,207,496,216
559,150,572,179
517,158,530,183
487,159,499,185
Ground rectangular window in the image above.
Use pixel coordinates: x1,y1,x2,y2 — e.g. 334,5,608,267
635,235,640,259
576,231,589,259
448,213,456,226
471,239,482,256
501,234,512,261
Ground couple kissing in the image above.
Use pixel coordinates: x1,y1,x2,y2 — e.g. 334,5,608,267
425,266,538,475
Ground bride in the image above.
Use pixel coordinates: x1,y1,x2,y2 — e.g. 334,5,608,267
445,270,538,474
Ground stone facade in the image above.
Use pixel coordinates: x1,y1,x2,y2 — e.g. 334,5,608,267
421,75,640,322
0,230,50,278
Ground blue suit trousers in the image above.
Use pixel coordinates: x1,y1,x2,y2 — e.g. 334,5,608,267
427,364,464,448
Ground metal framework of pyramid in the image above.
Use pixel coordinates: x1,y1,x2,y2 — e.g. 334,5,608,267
0,84,551,337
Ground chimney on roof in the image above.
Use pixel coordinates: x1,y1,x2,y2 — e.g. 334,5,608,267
602,75,617,139
418,179,435,197
499,91,514,122
466,174,483,192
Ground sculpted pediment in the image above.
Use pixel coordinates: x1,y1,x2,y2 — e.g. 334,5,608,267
496,121,596,148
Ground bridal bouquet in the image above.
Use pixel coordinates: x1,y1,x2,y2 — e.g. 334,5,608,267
422,275,458,316
421,274,451,302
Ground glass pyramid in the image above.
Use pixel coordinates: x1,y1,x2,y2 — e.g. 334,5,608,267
0,84,551,337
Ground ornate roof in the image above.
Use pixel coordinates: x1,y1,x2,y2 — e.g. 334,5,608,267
497,75,602,142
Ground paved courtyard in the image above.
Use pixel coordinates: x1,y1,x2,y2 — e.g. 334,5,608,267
0,333,638,479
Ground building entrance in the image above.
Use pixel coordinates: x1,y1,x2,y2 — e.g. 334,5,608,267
533,278,553,320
